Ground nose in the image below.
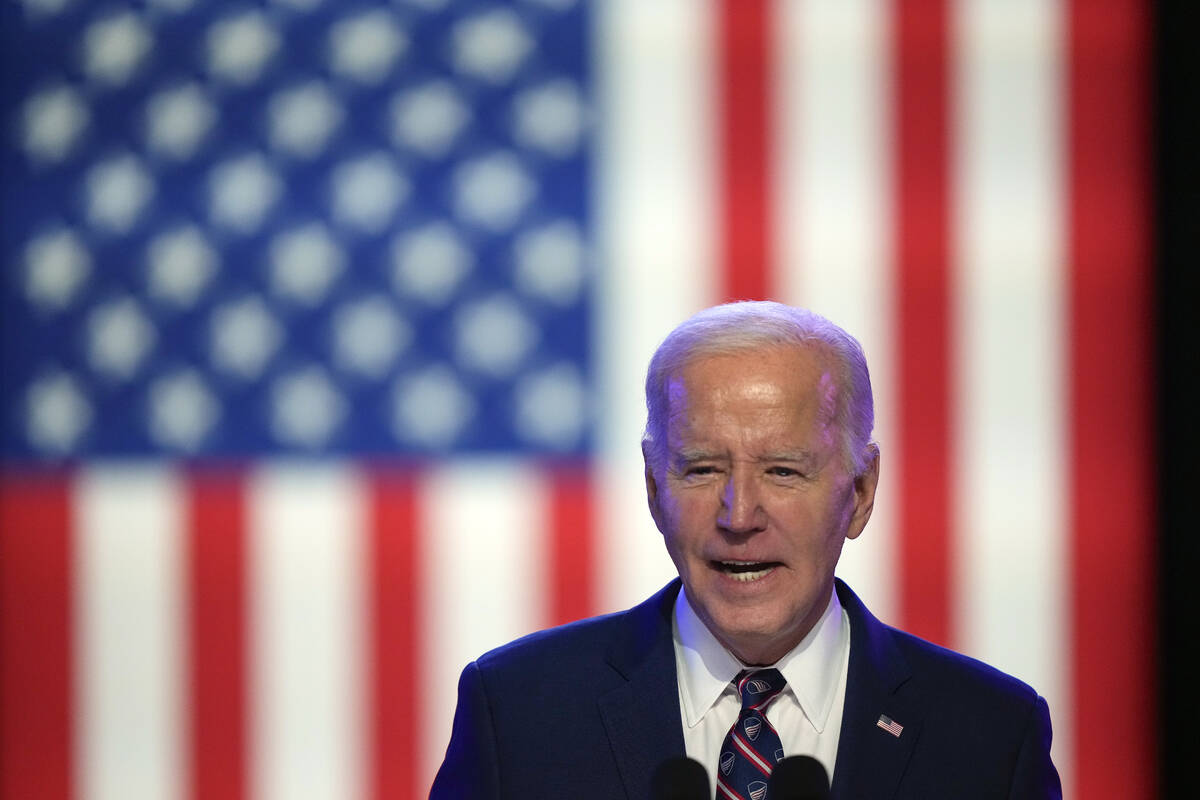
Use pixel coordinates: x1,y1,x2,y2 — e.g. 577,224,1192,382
716,467,766,535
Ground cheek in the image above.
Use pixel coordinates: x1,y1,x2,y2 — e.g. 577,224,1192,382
771,498,836,546
655,487,682,526
659,485,714,538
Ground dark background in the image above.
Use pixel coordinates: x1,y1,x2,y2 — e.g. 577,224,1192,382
1156,0,1198,794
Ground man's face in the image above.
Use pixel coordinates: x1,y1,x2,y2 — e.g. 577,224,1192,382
645,345,878,665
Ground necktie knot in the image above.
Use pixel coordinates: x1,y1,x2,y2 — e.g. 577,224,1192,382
735,668,786,712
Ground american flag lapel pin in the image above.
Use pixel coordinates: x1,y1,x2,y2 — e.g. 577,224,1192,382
876,714,904,737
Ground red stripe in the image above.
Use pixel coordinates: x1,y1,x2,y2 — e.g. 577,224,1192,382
893,0,953,647
186,470,247,800
367,470,423,800
0,475,73,800
732,731,772,776
1067,2,1155,797
547,463,594,627
717,776,748,800
718,0,772,301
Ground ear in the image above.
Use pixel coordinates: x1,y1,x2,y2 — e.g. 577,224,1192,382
846,444,880,541
642,440,666,534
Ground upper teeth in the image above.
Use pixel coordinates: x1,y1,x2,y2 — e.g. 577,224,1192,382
724,563,774,582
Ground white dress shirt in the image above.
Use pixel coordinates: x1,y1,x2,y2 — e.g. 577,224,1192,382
672,584,850,793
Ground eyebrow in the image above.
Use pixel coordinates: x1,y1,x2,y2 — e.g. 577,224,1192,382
758,450,816,462
672,448,818,466
760,450,819,469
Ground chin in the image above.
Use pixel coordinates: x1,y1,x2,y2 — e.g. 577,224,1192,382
710,612,793,651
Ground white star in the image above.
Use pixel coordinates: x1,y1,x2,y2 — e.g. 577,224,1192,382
390,80,470,157
85,154,154,233
145,83,216,160
22,84,89,163
147,0,195,10
512,79,586,157
453,152,535,231
87,296,156,380
328,9,407,84
513,219,586,306
268,81,344,159
207,11,280,85
452,9,532,84
25,227,91,311
513,362,586,449
26,370,92,454
146,226,217,308
391,365,475,448
271,366,346,448
331,296,411,378
390,222,473,305
270,223,345,305
454,294,538,378
209,296,283,380
82,12,152,86
147,369,219,451
330,152,407,233
18,0,74,18
208,153,282,233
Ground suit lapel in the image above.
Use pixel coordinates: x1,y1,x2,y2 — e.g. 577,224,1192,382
597,581,688,799
830,580,923,800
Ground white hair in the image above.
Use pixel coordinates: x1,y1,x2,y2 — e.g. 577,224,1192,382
643,301,876,475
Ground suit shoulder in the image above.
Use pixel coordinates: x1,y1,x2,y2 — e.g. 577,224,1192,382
466,581,679,698
475,607,628,673
454,607,646,714
888,624,1042,707
837,579,1042,709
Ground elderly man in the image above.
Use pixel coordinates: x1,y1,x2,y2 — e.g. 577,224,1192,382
431,301,1061,799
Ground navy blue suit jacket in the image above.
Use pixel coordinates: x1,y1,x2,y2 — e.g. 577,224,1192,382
430,579,1061,799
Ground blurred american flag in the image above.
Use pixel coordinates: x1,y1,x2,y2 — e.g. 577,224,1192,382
1,1,1154,799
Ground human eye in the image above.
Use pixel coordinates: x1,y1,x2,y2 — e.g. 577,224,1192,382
766,465,803,479
672,457,721,479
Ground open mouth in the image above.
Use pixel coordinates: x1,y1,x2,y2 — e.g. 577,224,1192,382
712,560,782,582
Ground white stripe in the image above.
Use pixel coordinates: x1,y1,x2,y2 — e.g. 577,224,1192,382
419,460,548,790
953,0,1072,793
76,466,184,800
774,0,898,619
593,0,718,613
733,731,772,773
250,464,365,800
717,777,742,800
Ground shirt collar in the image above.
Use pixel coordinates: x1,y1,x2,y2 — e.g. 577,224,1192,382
672,583,848,733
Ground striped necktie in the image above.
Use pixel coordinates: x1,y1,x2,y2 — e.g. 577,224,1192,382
715,669,787,800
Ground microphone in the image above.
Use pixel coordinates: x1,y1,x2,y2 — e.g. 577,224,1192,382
651,756,711,800
767,755,830,799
